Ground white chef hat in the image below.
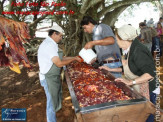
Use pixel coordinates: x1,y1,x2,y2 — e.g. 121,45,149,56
117,25,137,40
50,25,64,34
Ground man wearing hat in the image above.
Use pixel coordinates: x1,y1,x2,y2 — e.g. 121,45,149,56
37,25,80,122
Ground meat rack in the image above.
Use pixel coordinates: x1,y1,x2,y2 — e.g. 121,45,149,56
65,68,147,114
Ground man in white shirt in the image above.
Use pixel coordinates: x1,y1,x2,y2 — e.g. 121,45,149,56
37,25,80,122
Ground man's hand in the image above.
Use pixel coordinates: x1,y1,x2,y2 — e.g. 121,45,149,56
52,56,81,67
84,41,94,49
84,37,115,49
75,56,82,62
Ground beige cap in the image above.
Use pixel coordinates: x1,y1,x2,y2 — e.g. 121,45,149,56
117,25,137,40
50,25,64,34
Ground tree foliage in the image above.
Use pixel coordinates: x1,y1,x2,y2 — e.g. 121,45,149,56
0,0,161,56
154,0,163,17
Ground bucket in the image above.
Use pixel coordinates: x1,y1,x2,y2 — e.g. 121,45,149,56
79,48,97,64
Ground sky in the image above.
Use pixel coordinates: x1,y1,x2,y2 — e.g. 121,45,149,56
115,2,160,29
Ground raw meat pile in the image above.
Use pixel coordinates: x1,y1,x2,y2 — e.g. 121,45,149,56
67,61,132,107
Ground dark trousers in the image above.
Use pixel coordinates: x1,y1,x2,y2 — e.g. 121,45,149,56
146,92,156,122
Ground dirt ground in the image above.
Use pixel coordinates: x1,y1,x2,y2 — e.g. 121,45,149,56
0,61,75,122
0,56,163,122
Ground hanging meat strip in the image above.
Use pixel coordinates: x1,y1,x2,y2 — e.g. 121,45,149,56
0,17,31,68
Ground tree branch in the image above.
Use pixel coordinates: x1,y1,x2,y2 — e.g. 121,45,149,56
8,0,20,21
70,0,77,5
29,4,56,28
98,0,159,18
102,5,130,27
0,0,5,16
29,14,48,27
80,0,102,14
154,1,163,17
80,0,90,14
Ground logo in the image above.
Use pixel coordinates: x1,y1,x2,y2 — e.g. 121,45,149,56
2,108,26,121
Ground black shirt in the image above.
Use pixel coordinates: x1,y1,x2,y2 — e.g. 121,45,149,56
128,38,156,92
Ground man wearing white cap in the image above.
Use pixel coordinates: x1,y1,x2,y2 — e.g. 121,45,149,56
37,25,80,122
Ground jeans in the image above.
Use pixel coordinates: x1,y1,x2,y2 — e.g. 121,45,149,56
40,79,57,122
103,61,122,78
152,37,162,56
146,92,156,122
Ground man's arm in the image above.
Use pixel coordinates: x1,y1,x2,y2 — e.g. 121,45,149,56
84,37,115,49
52,56,80,67
62,57,75,60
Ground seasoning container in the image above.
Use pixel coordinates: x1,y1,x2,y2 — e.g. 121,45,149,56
79,48,97,64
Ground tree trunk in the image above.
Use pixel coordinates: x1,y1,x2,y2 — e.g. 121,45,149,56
155,1,163,17
102,5,130,28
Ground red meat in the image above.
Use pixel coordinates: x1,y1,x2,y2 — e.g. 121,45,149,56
0,17,30,68
67,61,132,107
